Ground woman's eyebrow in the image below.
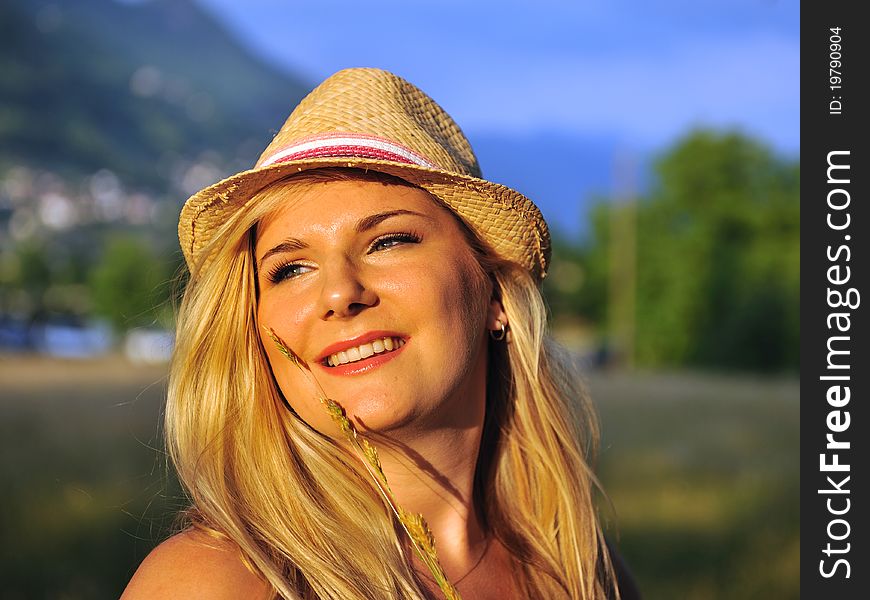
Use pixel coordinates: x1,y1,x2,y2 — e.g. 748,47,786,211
258,238,307,271
354,209,432,232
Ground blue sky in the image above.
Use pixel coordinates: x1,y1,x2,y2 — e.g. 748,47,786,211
197,0,799,152
194,0,799,235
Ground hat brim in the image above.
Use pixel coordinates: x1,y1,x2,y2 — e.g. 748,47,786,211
179,157,550,279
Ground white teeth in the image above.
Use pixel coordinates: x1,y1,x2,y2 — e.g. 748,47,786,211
327,337,404,367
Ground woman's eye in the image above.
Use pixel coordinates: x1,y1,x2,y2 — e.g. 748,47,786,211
369,232,421,253
267,262,312,283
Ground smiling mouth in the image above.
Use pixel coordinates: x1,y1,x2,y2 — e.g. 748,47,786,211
324,336,406,367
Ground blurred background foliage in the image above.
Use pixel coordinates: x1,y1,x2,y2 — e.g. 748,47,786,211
1,0,798,598
545,131,800,372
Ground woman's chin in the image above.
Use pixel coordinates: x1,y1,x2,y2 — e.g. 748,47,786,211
303,393,421,440
345,397,420,435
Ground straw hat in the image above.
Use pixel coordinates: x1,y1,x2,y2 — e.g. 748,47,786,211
178,67,551,279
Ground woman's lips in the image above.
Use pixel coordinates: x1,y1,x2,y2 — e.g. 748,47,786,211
324,336,405,367
317,337,408,376
316,331,405,363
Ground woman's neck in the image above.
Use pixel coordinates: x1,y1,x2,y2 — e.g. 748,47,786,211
373,424,488,565
368,424,520,599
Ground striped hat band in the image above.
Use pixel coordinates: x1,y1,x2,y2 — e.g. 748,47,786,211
259,133,439,170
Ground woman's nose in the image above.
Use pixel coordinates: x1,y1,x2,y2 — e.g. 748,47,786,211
318,259,378,319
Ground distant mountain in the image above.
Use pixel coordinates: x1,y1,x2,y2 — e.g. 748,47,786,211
1,0,310,190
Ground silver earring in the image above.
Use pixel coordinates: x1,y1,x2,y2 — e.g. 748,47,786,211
489,320,507,341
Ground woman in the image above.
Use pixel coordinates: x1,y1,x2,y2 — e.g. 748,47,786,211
123,68,637,599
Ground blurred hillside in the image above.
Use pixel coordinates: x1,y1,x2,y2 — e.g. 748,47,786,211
0,0,308,334
1,0,308,184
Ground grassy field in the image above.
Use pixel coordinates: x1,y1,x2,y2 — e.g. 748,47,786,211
589,371,799,599
0,357,798,599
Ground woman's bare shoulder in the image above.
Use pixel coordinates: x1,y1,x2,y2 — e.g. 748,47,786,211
120,529,273,600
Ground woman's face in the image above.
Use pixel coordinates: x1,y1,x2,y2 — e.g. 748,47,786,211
255,178,501,438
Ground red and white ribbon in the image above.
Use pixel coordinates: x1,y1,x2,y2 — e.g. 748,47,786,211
259,132,438,169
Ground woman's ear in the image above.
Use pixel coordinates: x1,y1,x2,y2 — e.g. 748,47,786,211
487,298,508,332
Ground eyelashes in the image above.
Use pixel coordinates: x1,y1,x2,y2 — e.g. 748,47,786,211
264,230,423,284
266,262,312,284
367,231,422,252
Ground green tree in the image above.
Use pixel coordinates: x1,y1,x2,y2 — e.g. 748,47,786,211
12,242,52,300
580,130,799,371
88,235,173,331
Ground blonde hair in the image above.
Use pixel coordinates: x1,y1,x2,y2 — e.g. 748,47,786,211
166,168,617,599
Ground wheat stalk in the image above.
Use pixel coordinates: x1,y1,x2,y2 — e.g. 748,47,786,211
265,327,461,600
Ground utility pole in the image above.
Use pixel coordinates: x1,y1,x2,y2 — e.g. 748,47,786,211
608,151,637,370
